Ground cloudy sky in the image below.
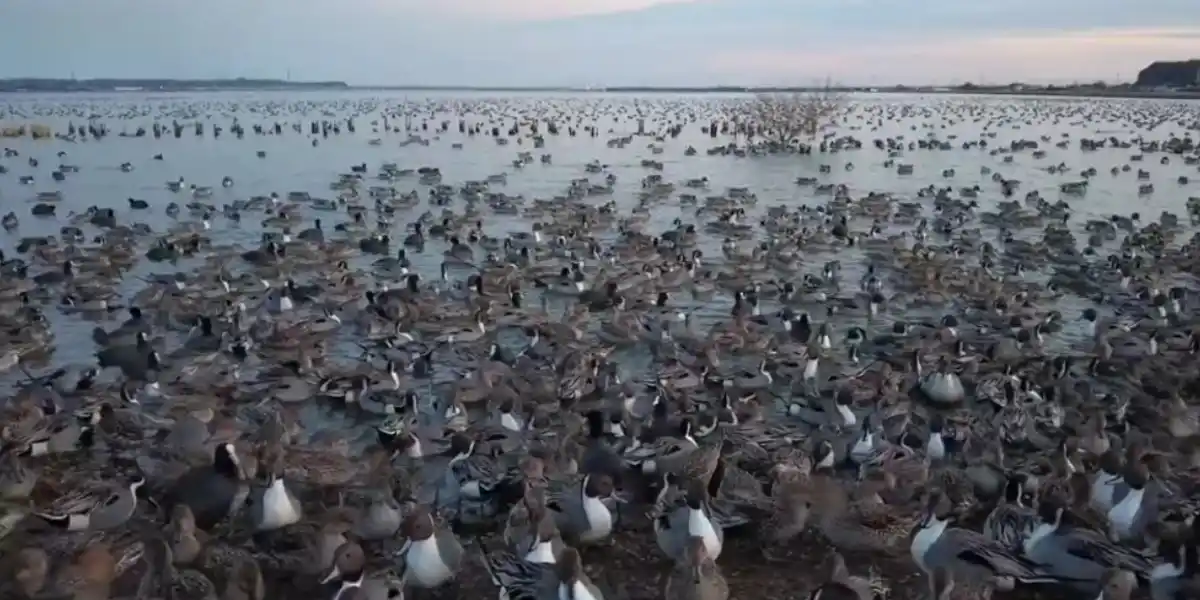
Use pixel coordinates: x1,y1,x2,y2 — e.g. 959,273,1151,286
1,0,1198,86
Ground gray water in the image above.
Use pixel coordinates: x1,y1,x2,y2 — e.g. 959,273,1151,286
2,90,1199,387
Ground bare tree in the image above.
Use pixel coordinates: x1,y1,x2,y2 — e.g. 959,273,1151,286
745,80,846,151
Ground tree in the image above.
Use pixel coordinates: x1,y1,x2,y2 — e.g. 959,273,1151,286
744,80,846,151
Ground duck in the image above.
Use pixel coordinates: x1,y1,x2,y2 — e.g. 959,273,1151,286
654,476,725,562
223,558,267,600
40,542,120,599
321,542,405,600
0,450,38,500
1098,569,1138,600
805,551,888,600
34,475,148,531
910,490,1062,599
664,535,730,600
554,548,605,600
1021,492,1152,588
394,503,464,589
11,547,48,598
982,473,1039,553
805,459,916,555
1149,536,1194,600
164,442,246,531
374,248,411,273
547,473,620,545
920,357,965,406
297,219,325,243
623,418,720,483
352,484,404,542
1105,458,1159,543
246,456,303,532
478,540,559,599
1089,448,1126,514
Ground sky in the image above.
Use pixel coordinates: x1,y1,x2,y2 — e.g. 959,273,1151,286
1,0,1198,87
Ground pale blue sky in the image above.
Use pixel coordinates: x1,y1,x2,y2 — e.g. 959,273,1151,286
1,0,1198,86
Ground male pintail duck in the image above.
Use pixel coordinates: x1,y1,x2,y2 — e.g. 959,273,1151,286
1105,456,1160,543
322,542,406,600
664,535,730,600
247,455,303,532
1022,492,1152,589
546,473,620,546
554,547,605,600
394,504,464,589
910,490,1065,599
35,475,148,531
654,476,725,562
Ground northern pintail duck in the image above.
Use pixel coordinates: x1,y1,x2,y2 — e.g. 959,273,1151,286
247,455,303,532
1097,568,1137,600
547,473,620,545
1105,457,1161,543
1022,492,1152,589
394,504,464,589
482,544,604,600
322,542,406,600
1149,535,1197,600
910,491,1063,598
35,475,148,531
654,476,725,562
806,551,888,600
983,473,1039,552
664,535,730,600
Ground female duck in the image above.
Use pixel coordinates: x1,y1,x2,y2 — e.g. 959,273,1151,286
983,474,1039,552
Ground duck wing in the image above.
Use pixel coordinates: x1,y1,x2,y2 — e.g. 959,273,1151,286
1058,527,1154,575
940,528,1077,584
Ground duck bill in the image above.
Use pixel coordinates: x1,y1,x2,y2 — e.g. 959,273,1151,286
321,565,341,584
393,538,413,558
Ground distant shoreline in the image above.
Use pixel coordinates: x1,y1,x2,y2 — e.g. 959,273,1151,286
0,78,350,93
1,79,1198,100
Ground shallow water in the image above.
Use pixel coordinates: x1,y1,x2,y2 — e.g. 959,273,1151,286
1,90,1198,386
2,90,1200,599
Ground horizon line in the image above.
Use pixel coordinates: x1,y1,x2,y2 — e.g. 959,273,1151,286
0,77,1160,90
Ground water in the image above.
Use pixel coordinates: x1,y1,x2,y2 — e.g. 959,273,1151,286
2,89,1200,598
1,90,1198,382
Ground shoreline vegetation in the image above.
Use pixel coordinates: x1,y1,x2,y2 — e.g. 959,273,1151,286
1,78,1198,100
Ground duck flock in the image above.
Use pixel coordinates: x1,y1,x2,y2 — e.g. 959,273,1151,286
0,92,1198,600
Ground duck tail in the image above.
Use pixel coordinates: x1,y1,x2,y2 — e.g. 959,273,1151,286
35,512,85,531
